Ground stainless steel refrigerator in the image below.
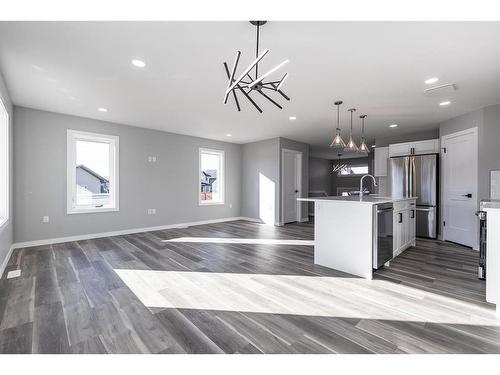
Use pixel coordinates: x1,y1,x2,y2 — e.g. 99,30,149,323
388,154,438,238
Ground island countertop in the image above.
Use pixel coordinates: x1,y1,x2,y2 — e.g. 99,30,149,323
298,196,417,205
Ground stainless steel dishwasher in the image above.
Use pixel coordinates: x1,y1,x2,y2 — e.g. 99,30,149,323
373,203,394,269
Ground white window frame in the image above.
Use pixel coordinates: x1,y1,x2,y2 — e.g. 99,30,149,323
337,163,369,177
67,129,119,214
199,148,225,206
0,97,9,230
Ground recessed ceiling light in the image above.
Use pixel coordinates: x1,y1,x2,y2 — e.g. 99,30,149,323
389,124,398,128
98,107,108,112
132,59,146,68
425,77,439,85
226,133,232,137
289,116,297,120
439,101,451,106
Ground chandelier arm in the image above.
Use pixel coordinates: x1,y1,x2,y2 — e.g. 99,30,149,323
223,51,241,104
256,90,283,109
275,73,288,91
223,62,241,111
225,49,269,95
238,88,263,113
270,83,290,101
248,59,289,90
232,90,241,111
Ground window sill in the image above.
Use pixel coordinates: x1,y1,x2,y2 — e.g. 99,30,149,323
199,201,225,206
67,207,119,215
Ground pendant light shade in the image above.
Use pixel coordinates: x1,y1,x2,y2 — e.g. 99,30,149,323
358,114,370,154
330,100,346,149
343,108,359,152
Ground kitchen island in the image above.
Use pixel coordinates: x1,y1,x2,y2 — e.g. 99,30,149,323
298,196,416,279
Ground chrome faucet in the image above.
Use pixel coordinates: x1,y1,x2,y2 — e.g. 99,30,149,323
359,174,378,197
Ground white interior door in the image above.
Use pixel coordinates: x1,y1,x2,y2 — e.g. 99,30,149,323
442,127,478,249
282,149,301,224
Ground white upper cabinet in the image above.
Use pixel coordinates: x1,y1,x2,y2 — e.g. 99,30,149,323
388,143,412,157
389,139,440,157
374,146,389,176
413,139,440,155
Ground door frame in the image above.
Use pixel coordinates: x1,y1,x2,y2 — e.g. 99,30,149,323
441,126,479,250
281,148,303,225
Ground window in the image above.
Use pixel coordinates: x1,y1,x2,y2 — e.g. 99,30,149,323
199,148,224,205
0,98,8,229
67,130,119,214
337,164,369,176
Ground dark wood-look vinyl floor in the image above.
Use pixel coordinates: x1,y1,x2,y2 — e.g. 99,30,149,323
1,219,499,354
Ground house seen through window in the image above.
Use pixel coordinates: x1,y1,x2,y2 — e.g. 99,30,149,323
67,130,119,213
199,148,224,205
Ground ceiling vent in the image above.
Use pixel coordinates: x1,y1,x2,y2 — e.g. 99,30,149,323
424,83,458,97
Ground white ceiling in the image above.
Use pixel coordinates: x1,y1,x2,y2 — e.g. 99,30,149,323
0,21,499,157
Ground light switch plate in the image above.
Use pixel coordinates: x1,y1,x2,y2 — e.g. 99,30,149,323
7,269,21,279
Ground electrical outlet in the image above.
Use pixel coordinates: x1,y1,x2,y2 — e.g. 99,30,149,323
147,156,157,163
152,156,157,162
42,216,49,223
147,209,157,215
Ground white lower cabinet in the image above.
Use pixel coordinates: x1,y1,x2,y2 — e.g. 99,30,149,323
393,200,416,257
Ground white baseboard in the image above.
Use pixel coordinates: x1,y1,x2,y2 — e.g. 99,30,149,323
11,216,261,250
299,217,310,223
0,244,14,278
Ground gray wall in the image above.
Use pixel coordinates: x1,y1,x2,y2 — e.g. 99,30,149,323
480,104,500,200
241,138,280,224
240,137,310,225
309,157,332,195
439,109,483,137
438,106,500,201
0,71,13,272
13,107,242,243
437,104,500,241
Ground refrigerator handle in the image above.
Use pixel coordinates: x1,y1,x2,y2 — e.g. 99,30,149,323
411,156,414,197
404,157,409,197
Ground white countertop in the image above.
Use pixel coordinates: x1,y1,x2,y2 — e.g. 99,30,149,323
298,196,417,205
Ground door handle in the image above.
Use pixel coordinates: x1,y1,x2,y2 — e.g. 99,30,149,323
462,193,472,198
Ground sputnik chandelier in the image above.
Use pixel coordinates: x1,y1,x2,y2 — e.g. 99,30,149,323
329,100,370,155
223,21,290,113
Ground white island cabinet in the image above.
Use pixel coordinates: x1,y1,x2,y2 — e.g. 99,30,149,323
298,196,416,279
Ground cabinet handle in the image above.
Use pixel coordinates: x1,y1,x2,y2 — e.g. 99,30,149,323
398,213,403,223
410,210,415,219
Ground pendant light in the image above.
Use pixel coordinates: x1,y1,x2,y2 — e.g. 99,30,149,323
343,108,359,152
358,114,370,154
330,100,346,149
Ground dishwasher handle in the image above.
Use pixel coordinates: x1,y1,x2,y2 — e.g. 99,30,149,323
377,207,394,213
